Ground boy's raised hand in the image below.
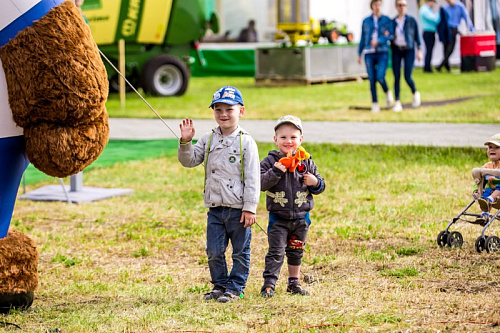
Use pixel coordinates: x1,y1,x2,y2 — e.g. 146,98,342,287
179,118,195,142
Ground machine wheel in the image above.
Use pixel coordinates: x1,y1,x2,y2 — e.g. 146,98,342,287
109,74,137,93
485,235,500,253
475,236,487,253
346,32,354,43
447,231,463,248
327,29,339,43
140,54,189,96
437,231,449,247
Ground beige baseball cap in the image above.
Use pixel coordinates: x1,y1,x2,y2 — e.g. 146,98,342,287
484,133,500,146
274,115,303,133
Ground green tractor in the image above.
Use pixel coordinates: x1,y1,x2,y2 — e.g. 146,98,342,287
82,0,218,96
320,20,354,44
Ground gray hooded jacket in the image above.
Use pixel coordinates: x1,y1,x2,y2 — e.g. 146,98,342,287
178,126,260,213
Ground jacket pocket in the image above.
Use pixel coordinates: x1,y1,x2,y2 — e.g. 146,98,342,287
221,178,243,205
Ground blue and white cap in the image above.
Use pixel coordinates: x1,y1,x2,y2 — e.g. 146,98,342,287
209,86,244,108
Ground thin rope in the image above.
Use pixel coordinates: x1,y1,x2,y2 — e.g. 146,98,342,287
98,49,179,139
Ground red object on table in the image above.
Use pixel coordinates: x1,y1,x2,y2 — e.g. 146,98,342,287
460,33,496,72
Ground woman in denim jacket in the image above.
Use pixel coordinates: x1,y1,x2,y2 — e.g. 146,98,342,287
391,0,422,112
357,0,394,113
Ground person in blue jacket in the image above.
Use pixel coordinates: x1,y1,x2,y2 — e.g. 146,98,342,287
419,0,440,73
391,0,422,112
357,0,394,113
437,0,475,72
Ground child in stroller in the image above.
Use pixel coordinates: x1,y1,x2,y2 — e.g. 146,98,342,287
437,133,500,253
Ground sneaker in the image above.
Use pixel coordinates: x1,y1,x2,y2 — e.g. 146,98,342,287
203,288,224,301
260,286,275,298
286,282,309,296
217,292,241,303
386,90,394,107
371,103,380,113
478,197,492,212
393,101,403,112
412,91,421,108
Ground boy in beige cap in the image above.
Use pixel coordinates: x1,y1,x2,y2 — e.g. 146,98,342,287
260,115,325,297
474,133,500,223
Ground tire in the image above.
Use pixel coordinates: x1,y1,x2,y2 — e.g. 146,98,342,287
109,74,137,93
485,235,500,253
346,32,354,43
140,54,189,96
327,29,339,44
475,236,487,253
446,231,463,248
437,231,448,248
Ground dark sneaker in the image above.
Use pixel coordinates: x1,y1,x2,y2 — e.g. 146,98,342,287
217,292,241,303
478,198,492,212
203,288,224,301
260,286,275,298
286,282,309,295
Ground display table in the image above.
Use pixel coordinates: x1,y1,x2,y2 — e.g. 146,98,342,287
255,44,366,86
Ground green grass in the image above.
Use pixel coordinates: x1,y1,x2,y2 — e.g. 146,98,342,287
10,142,500,332
105,68,500,123
23,139,179,185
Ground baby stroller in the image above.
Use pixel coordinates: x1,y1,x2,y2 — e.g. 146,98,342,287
437,168,500,253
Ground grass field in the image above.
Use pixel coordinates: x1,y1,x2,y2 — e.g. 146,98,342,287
105,68,500,124
7,142,500,332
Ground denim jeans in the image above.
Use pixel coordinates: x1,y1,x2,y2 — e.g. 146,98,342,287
0,136,29,238
391,47,417,101
364,52,389,103
206,207,251,295
422,31,436,72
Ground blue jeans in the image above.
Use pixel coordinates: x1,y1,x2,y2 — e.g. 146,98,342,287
391,47,417,101
0,136,29,238
206,207,251,295
364,52,389,103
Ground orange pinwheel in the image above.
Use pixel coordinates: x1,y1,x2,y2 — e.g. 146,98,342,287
278,146,310,172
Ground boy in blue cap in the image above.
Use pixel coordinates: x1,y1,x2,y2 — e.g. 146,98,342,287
178,86,260,303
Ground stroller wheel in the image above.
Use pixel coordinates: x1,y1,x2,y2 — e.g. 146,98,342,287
437,231,449,247
475,236,487,253
485,236,500,253
447,231,463,248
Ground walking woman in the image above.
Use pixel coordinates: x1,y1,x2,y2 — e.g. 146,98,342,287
391,0,422,112
419,0,440,73
357,0,394,113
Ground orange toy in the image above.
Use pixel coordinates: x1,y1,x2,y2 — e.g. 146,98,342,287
278,146,310,172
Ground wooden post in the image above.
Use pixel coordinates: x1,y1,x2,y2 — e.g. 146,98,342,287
119,38,125,109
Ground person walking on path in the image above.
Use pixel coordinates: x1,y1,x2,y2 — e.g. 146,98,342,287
391,0,422,112
437,0,475,72
419,0,440,73
357,0,395,113
177,86,260,303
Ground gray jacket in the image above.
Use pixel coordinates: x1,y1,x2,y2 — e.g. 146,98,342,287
261,150,325,220
178,126,260,213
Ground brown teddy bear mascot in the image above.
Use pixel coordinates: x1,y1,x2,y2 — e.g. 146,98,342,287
0,0,109,313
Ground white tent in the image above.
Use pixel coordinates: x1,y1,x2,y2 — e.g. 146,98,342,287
213,0,499,65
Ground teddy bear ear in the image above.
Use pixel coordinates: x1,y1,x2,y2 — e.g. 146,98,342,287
0,0,109,177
